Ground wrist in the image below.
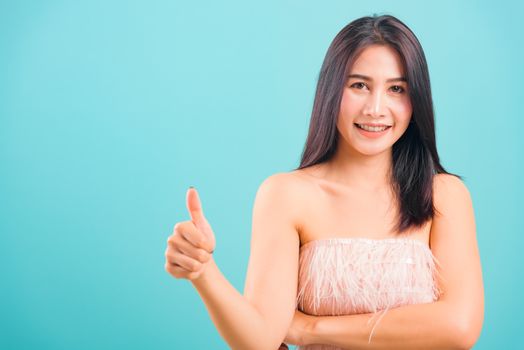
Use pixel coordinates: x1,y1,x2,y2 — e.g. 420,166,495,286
191,257,217,288
304,314,321,345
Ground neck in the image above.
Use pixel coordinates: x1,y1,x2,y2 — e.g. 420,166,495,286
325,140,393,191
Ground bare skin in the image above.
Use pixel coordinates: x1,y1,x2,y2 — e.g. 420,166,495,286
165,44,484,349
278,45,483,348
288,44,430,247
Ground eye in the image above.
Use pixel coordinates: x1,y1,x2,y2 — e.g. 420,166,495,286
350,82,367,90
390,85,405,93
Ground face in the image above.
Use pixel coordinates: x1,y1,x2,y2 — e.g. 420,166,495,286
337,44,412,157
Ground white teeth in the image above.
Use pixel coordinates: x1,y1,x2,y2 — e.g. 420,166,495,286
357,124,389,132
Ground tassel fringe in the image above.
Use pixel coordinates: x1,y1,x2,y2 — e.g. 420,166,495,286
295,237,444,349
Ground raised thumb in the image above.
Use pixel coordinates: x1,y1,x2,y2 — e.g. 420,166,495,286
186,186,209,231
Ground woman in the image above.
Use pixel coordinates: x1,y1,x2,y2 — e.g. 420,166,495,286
164,14,484,349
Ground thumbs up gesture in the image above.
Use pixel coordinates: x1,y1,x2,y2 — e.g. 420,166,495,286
165,187,216,281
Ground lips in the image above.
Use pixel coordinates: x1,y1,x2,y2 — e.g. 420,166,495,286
354,123,392,127
354,123,391,138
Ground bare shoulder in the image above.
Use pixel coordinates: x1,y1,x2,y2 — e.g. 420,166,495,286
255,171,310,228
258,170,313,196
432,173,472,214
433,173,469,192
259,171,302,187
257,171,307,199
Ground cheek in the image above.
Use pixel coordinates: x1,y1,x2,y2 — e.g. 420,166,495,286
395,98,413,124
339,91,360,116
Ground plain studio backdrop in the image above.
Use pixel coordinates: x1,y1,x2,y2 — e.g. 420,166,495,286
1,0,522,349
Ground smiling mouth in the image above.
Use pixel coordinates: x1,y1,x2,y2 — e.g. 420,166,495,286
354,123,392,132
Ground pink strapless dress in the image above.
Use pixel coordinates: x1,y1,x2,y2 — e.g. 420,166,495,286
294,237,443,349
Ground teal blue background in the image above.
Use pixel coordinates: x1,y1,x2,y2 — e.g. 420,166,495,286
1,0,522,349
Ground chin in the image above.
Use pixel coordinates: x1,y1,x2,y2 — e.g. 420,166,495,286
355,145,392,156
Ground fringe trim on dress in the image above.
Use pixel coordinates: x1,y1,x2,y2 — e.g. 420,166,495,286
296,238,444,348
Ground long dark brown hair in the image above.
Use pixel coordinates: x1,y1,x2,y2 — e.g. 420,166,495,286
294,14,461,235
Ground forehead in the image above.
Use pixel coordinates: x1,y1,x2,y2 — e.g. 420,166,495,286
349,45,405,77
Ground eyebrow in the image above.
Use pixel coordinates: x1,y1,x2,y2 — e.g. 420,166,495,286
347,74,407,83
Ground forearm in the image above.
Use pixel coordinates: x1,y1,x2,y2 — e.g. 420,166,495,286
311,301,469,350
191,258,278,350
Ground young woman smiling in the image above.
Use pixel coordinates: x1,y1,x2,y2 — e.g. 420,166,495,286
165,14,484,350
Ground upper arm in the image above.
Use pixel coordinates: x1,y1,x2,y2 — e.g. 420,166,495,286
430,174,485,347
243,173,301,346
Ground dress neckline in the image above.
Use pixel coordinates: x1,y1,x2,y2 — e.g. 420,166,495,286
299,236,430,251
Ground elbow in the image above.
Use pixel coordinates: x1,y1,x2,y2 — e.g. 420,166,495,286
258,337,287,350
256,318,291,350
452,315,484,350
266,330,290,350
231,338,283,350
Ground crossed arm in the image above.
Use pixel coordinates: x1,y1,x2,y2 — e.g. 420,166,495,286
289,300,479,349
287,174,484,349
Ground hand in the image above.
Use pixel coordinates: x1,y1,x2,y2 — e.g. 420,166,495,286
283,309,316,347
164,187,216,281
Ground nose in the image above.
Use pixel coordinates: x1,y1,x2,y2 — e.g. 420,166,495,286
363,89,387,118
